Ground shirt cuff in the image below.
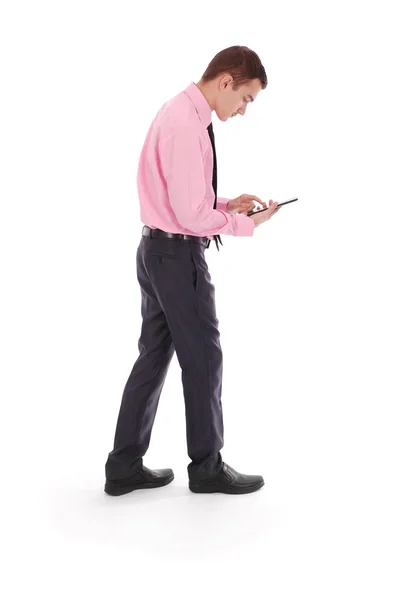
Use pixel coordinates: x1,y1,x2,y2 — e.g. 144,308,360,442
215,197,230,212
234,214,255,236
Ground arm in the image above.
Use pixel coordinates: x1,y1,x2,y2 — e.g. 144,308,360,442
159,126,254,237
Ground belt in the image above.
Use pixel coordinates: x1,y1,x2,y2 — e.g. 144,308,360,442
142,226,209,246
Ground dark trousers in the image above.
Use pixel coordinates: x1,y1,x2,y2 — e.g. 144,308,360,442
105,231,224,483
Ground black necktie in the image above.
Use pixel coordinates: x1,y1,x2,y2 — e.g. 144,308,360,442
206,122,223,251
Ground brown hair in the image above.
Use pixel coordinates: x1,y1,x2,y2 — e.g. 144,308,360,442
200,45,268,90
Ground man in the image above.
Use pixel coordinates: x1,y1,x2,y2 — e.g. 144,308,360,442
104,46,281,496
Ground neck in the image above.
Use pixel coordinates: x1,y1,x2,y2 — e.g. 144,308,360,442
195,80,216,111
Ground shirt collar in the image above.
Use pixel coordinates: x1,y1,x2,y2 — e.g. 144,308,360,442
183,81,212,129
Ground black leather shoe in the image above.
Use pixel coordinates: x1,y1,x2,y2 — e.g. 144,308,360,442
104,465,174,496
188,462,264,495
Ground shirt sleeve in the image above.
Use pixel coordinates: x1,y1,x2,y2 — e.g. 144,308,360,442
159,126,255,237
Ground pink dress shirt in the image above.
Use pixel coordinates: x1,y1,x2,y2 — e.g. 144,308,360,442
136,82,255,240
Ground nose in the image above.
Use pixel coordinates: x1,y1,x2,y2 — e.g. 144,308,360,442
237,105,247,116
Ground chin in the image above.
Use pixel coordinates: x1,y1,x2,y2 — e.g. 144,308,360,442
215,109,228,122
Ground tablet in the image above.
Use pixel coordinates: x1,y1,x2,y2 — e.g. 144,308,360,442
246,197,298,217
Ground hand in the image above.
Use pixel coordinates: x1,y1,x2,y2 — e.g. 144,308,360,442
249,199,281,227
226,194,267,215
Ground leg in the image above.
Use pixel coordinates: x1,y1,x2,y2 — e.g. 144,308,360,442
140,235,224,482
105,237,175,480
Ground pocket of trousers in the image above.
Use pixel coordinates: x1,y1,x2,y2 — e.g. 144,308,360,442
190,252,198,291
150,252,179,260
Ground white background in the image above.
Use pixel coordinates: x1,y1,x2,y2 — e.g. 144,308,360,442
1,0,400,598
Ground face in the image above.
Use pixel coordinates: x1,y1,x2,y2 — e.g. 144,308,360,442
215,75,262,121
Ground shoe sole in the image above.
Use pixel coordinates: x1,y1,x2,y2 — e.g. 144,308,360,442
188,479,264,495
104,473,174,496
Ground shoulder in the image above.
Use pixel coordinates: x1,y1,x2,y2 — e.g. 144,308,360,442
155,91,203,141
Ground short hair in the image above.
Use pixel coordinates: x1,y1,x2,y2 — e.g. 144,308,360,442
201,45,268,90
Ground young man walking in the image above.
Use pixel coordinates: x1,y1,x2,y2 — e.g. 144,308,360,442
104,45,281,496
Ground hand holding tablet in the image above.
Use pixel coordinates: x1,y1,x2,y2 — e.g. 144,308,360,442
246,197,298,217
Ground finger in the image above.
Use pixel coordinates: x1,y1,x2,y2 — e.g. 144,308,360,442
253,197,267,208
247,195,264,206
245,200,262,210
